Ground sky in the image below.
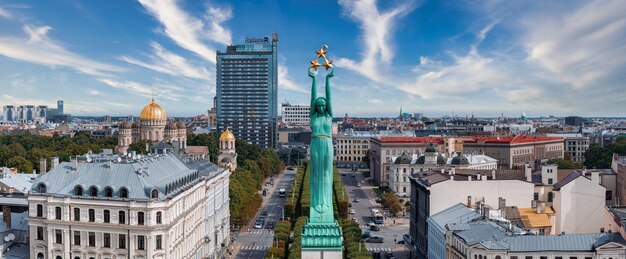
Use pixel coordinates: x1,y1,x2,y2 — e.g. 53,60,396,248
0,0,625,118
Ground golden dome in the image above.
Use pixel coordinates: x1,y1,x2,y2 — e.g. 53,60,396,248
219,128,235,141
140,97,167,120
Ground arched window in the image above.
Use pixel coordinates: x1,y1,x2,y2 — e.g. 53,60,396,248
75,257,81,259
55,206,62,220
156,211,162,224
548,192,554,202
137,212,145,225
37,204,43,217
56,256,62,259
151,189,159,199
74,186,83,196
496,256,501,259
89,186,98,197
104,187,113,198
37,253,44,259
119,187,128,198
88,209,95,222
119,210,126,224
37,183,46,193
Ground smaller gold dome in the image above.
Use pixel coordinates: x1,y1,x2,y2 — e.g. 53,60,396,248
219,128,235,141
140,97,167,120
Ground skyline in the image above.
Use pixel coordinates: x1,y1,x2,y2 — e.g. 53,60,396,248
0,0,625,118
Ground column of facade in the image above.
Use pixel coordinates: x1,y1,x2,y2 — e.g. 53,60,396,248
64,228,70,258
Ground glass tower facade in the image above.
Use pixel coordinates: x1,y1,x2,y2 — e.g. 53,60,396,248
216,33,278,149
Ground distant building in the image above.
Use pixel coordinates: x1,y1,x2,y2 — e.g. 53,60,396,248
334,130,377,170
29,152,231,259
462,136,564,169
547,133,589,163
216,33,279,149
2,105,15,122
208,96,217,127
565,116,584,126
281,101,310,127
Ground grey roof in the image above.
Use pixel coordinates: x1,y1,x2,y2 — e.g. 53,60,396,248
3,243,29,259
454,221,508,245
394,153,412,164
152,141,173,149
430,203,480,231
479,233,626,252
553,171,581,190
0,172,35,193
30,154,220,201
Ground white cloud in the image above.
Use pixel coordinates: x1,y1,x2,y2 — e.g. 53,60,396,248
0,25,123,76
522,0,626,89
138,0,232,63
120,42,211,81
368,98,383,104
0,7,12,19
278,64,306,93
98,78,181,101
88,89,103,96
336,0,417,82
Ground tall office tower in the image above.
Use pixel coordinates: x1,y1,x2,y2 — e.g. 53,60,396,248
216,33,278,149
17,105,35,122
57,100,64,114
36,105,47,123
2,105,16,122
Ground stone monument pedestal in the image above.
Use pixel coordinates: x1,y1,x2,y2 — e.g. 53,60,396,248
301,220,343,259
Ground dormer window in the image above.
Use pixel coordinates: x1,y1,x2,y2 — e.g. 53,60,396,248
119,187,129,199
89,186,98,197
104,187,113,198
151,189,159,199
74,186,83,196
37,183,47,193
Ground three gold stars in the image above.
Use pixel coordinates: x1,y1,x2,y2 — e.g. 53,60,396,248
310,45,333,71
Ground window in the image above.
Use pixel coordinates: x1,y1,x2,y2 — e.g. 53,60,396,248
74,231,81,245
548,192,554,202
89,186,98,197
37,253,44,259
496,256,502,259
37,183,46,193
137,235,145,250
151,189,158,199
119,211,126,224
56,257,62,259
119,234,126,249
138,212,144,225
88,209,95,222
55,229,62,244
511,256,518,259
540,256,548,259
569,257,577,259
74,208,80,221
104,210,110,223
526,257,533,259
156,211,162,224
548,178,553,184
37,204,43,217
156,234,163,249
533,193,539,201
607,191,613,200
103,233,111,248
55,206,62,220
36,226,44,240
104,187,113,198
74,186,83,196
119,187,128,198
88,232,95,246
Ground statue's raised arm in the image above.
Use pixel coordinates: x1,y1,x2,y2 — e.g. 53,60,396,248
309,68,317,118
324,68,334,117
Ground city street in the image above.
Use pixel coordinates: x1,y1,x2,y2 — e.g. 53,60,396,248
340,169,410,258
233,167,296,259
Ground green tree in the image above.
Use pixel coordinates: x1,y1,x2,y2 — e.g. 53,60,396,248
128,140,152,155
380,192,402,215
8,156,33,174
547,158,582,169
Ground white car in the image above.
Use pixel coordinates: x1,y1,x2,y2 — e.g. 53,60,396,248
356,183,362,187
349,209,355,214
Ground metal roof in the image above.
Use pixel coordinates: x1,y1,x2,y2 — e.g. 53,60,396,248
455,221,509,245
480,233,626,252
30,154,222,201
430,203,481,231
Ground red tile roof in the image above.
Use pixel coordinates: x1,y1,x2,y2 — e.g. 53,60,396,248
464,135,563,144
374,136,444,144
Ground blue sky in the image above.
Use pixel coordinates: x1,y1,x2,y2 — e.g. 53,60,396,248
0,0,625,117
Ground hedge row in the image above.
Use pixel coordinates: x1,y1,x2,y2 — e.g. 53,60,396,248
285,162,308,221
287,216,308,259
265,220,291,258
341,221,371,259
333,167,349,220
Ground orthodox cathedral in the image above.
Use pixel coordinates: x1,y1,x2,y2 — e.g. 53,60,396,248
116,97,187,154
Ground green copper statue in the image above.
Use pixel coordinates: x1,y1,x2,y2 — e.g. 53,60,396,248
309,58,335,223
301,46,343,253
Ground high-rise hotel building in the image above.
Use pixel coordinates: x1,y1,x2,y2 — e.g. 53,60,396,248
216,33,278,149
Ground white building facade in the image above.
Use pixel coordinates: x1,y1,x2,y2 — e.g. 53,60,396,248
28,153,230,259
281,102,310,127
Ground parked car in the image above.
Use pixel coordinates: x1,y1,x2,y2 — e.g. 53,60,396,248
287,167,294,170
367,220,376,226
254,221,264,229
384,251,395,258
372,251,382,258
353,198,358,203
261,210,269,216
366,236,384,243
361,230,371,239
266,222,275,229
370,225,380,231
352,217,358,222
356,183,362,187
349,209,355,214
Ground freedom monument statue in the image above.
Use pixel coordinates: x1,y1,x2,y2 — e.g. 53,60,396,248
301,45,343,259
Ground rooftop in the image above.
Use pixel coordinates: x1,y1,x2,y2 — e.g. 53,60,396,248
373,136,443,144
517,207,554,228
464,136,564,144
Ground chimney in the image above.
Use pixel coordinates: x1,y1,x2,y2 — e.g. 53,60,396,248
450,175,454,181
39,158,47,174
3,206,11,228
51,157,59,169
536,202,545,214
582,166,587,174
531,200,538,208
492,169,496,180
591,171,600,185
467,196,472,207
525,164,532,182
441,168,445,174
71,158,78,171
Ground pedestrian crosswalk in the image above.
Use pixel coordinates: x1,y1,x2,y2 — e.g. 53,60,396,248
366,247,391,252
241,245,270,250
250,230,273,235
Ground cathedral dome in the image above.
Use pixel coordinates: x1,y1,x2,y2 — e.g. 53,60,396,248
176,121,186,129
219,128,235,141
165,121,177,130
131,120,140,128
451,154,470,165
119,120,131,129
140,97,166,120
394,152,411,164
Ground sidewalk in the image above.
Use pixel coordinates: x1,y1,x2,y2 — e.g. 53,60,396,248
228,171,285,258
